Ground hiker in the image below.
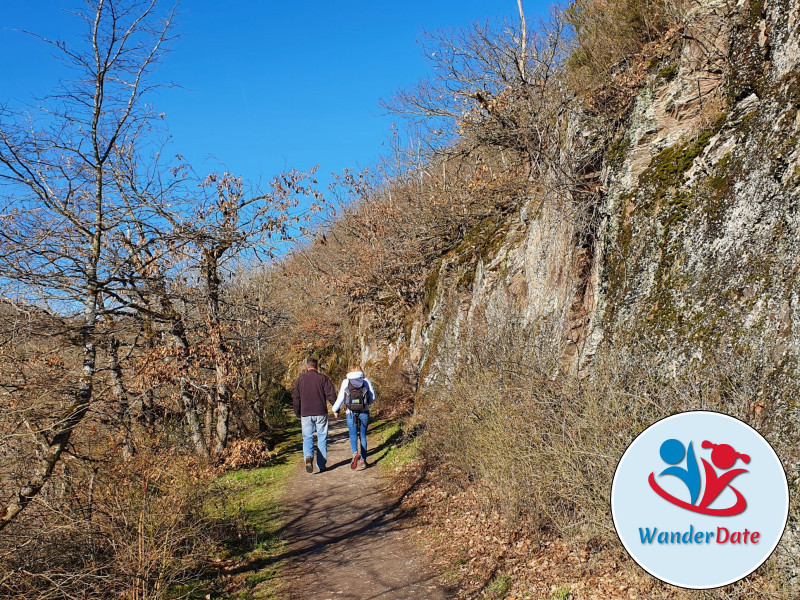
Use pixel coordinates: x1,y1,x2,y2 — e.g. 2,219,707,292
292,357,336,473
332,364,376,470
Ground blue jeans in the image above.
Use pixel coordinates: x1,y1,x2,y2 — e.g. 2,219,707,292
347,411,369,461
301,415,328,469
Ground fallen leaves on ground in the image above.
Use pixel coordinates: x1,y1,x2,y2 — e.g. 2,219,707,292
217,438,275,471
391,459,691,600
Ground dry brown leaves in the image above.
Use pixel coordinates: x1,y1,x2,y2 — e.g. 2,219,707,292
391,460,689,600
217,438,275,471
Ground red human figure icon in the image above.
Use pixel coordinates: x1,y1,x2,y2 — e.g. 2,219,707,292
698,441,750,512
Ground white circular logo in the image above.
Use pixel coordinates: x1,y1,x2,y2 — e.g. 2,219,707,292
611,411,789,589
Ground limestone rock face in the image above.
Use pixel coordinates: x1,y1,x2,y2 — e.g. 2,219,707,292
596,0,800,361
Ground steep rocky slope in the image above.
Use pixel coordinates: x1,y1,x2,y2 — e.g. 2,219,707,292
358,0,800,581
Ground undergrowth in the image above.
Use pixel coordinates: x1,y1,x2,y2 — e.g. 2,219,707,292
406,314,799,599
175,419,302,600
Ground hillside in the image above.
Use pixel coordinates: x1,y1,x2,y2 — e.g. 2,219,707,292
291,0,800,596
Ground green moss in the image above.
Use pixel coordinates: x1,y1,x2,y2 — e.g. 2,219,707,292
423,267,441,314
401,306,420,341
637,115,726,211
782,71,800,106
605,114,735,344
739,110,759,132
487,574,512,598
687,307,729,344
452,215,511,291
458,215,509,261
769,133,799,180
457,268,477,290
607,135,632,169
657,64,678,82
422,215,510,310
790,165,800,187
702,153,735,235
634,117,728,236
606,197,633,290
749,0,765,24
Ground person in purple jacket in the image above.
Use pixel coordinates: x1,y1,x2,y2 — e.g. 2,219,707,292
292,357,336,473
332,364,376,471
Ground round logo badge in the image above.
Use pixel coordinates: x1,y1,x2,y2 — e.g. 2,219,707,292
611,411,789,589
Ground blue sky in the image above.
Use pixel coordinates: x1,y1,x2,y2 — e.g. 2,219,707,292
0,1,550,193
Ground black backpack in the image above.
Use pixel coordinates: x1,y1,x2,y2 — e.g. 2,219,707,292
346,380,369,412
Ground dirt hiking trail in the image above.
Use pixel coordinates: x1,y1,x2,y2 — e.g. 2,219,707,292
279,418,449,600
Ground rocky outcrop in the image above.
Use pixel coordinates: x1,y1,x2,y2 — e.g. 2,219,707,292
359,0,800,568
362,0,798,402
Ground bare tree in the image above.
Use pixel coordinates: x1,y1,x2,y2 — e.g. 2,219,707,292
105,166,324,457
173,171,324,455
382,7,574,180
517,0,528,83
0,0,176,530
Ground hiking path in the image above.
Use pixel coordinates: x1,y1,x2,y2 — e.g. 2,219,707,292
278,418,449,600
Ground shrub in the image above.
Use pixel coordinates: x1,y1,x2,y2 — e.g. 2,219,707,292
565,0,686,89
0,447,222,600
418,314,800,565
218,438,275,471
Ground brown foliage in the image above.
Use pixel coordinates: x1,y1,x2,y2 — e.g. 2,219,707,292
0,443,221,600
217,438,275,471
277,147,530,344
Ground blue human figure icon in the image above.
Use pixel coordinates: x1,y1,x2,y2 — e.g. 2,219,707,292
658,439,701,505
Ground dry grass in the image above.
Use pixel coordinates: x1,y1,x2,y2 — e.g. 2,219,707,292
413,316,800,598
566,0,687,87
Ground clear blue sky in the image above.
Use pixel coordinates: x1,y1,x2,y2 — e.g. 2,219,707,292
0,1,550,192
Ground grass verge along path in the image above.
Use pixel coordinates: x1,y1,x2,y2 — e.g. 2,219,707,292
169,421,302,600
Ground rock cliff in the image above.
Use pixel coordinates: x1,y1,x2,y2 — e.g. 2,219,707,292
358,0,800,567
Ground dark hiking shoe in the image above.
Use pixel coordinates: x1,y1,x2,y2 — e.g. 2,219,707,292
305,456,313,473
351,452,359,470
318,465,327,473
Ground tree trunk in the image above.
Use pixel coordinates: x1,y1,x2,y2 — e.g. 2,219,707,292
0,0,176,530
0,261,99,530
0,396,92,530
139,314,157,427
151,283,210,459
251,372,269,438
108,334,135,459
205,250,231,455
181,379,208,458
170,314,210,458
215,397,230,457
517,0,527,83
204,392,214,449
